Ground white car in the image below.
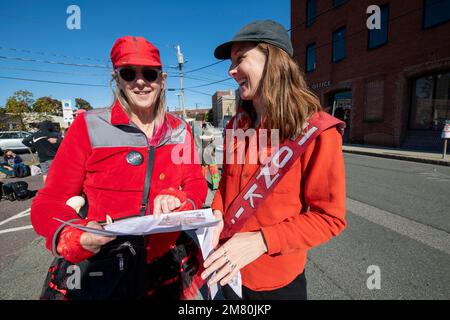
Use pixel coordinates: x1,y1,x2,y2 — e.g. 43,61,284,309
0,131,33,152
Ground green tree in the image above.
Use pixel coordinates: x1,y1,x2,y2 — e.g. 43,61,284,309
4,90,34,113
15,90,34,107
5,97,29,113
75,98,93,110
32,96,63,115
204,109,213,123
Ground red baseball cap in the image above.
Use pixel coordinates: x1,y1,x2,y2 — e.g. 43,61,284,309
110,36,162,69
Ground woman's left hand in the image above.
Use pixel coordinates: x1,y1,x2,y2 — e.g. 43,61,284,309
201,231,268,286
153,188,193,219
153,194,182,218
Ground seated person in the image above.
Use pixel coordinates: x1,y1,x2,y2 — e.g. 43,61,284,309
2,150,30,177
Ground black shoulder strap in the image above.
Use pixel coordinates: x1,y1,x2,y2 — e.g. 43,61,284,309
140,146,155,216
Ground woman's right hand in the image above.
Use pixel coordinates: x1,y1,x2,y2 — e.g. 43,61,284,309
79,221,116,254
57,220,116,264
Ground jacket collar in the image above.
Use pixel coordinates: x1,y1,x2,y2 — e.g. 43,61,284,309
111,99,132,125
110,99,182,130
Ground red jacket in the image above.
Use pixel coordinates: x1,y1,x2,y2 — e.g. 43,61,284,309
31,100,207,261
212,112,346,291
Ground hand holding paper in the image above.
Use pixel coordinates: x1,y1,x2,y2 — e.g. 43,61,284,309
54,208,220,237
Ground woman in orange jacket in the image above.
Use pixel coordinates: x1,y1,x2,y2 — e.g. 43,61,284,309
201,20,347,300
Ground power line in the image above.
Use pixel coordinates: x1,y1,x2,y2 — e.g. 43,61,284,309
0,45,106,63
0,55,109,69
0,75,109,87
185,88,214,97
183,60,225,75
184,74,235,84
288,2,346,33
0,65,183,79
185,77,234,89
0,66,108,77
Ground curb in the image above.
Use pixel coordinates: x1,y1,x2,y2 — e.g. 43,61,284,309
343,149,450,167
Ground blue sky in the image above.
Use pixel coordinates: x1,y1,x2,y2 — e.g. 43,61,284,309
0,0,290,111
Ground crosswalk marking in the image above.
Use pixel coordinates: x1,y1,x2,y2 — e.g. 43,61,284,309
0,225,34,235
0,209,31,227
347,198,450,255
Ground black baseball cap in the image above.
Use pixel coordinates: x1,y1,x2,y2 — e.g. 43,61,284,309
214,20,293,59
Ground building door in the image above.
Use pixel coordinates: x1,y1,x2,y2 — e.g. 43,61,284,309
328,90,352,143
405,71,450,151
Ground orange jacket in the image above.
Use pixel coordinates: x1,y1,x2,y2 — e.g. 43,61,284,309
211,114,346,291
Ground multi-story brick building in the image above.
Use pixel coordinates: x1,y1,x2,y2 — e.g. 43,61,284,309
291,0,450,150
212,90,236,127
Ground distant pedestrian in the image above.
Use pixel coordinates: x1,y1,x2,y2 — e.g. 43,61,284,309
22,120,61,183
201,123,220,190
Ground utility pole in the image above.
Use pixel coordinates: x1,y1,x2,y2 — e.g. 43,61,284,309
175,45,186,119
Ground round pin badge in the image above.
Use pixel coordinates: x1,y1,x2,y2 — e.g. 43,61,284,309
126,151,144,166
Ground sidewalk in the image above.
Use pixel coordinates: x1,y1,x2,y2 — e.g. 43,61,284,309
343,144,450,167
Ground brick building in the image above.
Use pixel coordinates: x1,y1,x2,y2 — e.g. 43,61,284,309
212,90,236,127
291,0,450,150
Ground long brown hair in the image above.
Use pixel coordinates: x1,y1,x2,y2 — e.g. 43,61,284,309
239,43,322,142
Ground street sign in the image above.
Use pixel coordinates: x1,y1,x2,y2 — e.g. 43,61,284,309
61,99,74,123
442,120,450,159
441,121,450,139
332,99,352,116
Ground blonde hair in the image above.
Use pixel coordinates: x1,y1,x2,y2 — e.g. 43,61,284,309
110,71,166,128
239,43,322,142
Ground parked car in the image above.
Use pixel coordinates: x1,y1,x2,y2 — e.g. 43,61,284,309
0,131,34,152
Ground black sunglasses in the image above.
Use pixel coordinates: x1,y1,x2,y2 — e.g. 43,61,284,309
118,67,161,82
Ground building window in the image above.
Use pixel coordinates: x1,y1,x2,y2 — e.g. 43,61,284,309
368,5,389,49
332,26,346,63
306,0,316,27
423,0,450,28
306,43,316,72
333,0,347,8
364,79,385,121
409,72,450,130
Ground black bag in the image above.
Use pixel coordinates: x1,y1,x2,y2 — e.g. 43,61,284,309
40,236,149,300
1,181,31,201
146,231,206,300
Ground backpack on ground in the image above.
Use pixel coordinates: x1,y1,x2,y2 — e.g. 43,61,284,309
0,181,34,201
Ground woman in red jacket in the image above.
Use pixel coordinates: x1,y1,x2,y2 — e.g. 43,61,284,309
32,36,207,300
201,20,347,300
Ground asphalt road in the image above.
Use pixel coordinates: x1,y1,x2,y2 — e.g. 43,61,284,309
0,153,449,299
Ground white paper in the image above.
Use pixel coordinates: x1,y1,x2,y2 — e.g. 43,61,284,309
195,226,218,299
54,208,220,237
195,225,242,299
229,272,242,298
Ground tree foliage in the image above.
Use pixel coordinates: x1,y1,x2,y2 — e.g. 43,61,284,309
75,98,93,110
204,109,213,123
4,90,34,113
32,96,63,115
